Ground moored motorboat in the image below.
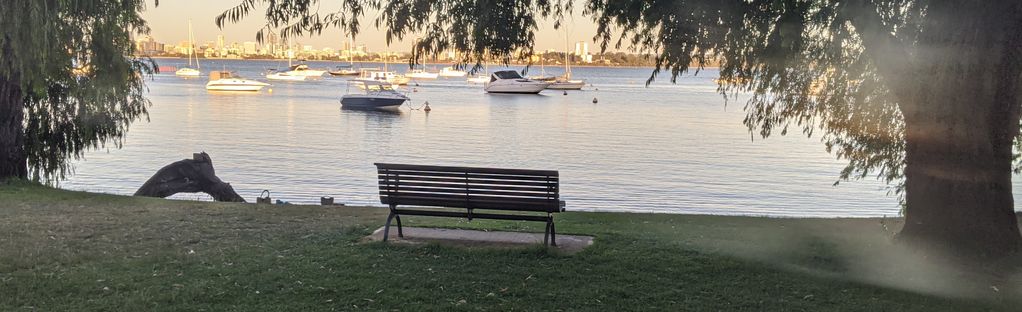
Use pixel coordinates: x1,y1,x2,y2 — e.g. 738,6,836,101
484,70,550,94
286,63,326,77
340,80,409,110
265,70,308,81
206,71,270,91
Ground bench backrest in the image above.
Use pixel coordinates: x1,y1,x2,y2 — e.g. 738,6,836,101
376,163,561,213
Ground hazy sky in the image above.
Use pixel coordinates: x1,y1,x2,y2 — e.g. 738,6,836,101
141,0,604,52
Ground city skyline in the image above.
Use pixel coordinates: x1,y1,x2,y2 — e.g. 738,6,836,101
140,0,610,54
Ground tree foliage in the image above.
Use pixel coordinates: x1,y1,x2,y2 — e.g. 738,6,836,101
221,0,1022,207
0,0,155,181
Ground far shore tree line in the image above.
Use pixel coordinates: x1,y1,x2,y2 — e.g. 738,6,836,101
2,0,1021,261
145,50,666,67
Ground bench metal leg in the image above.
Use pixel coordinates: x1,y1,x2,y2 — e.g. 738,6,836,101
383,211,396,242
543,219,552,246
550,220,557,247
395,214,404,238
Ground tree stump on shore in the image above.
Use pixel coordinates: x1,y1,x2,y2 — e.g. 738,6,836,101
134,152,246,202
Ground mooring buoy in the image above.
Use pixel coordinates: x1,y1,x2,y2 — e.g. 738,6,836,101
424,101,431,112
593,97,598,104
563,91,568,95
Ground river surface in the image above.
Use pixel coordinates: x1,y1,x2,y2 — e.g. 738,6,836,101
58,58,950,217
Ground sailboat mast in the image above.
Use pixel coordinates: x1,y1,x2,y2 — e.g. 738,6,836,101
563,32,571,79
187,19,194,67
349,38,354,66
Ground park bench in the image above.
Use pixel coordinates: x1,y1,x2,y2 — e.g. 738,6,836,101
375,163,566,246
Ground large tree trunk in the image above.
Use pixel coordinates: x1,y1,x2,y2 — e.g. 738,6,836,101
896,2,1022,258
0,36,26,180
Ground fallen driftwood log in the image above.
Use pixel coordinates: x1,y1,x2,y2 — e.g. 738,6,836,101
134,152,246,202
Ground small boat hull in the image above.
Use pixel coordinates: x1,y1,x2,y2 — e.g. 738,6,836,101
175,68,201,77
485,81,550,94
206,79,269,91
340,96,407,110
265,73,307,81
287,69,326,77
329,70,359,76
546,80,585,90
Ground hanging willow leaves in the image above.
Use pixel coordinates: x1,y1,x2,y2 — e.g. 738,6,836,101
0,0,155,181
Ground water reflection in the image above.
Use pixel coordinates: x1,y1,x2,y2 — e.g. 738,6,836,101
60,59,916,217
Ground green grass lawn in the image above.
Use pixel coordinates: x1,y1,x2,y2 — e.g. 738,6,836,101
1,182,1019,311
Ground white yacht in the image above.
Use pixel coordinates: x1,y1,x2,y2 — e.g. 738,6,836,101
206,71,270,91
175,20,201,77
265,70,307,81
439,66,467,77
286,63,326,77
483,70,550,94
340,80,409,110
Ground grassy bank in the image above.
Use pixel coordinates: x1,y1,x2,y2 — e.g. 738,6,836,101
1,182,1018,311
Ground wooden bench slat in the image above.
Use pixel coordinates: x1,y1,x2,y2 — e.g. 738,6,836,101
377,181,555,192
378,176,557,187
378,171,557,182
375,163,559,176
380,192,559,204
380,186,556,198
382,197,558,212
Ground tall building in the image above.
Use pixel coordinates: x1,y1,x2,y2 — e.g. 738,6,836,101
243,42,258,55
216,34,226,57
268,33,279,55
574,41,589,56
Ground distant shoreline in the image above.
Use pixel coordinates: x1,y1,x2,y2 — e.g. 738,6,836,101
145,56,720,70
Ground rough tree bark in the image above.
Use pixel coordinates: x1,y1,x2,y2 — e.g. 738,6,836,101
893,2,1022,258
135,152,246,202
0,36,26,180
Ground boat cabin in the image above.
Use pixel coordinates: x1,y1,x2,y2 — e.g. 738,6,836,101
491,70,526,82
209,71,239,80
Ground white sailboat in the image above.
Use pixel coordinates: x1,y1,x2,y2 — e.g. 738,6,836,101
329,40,360,76
175,20,201,77
466,62,490,84
529,57,555,81
547,36,585,90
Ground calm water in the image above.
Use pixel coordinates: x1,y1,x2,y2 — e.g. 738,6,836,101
60,58,917,217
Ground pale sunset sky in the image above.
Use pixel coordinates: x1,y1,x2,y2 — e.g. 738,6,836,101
141,0,604,52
